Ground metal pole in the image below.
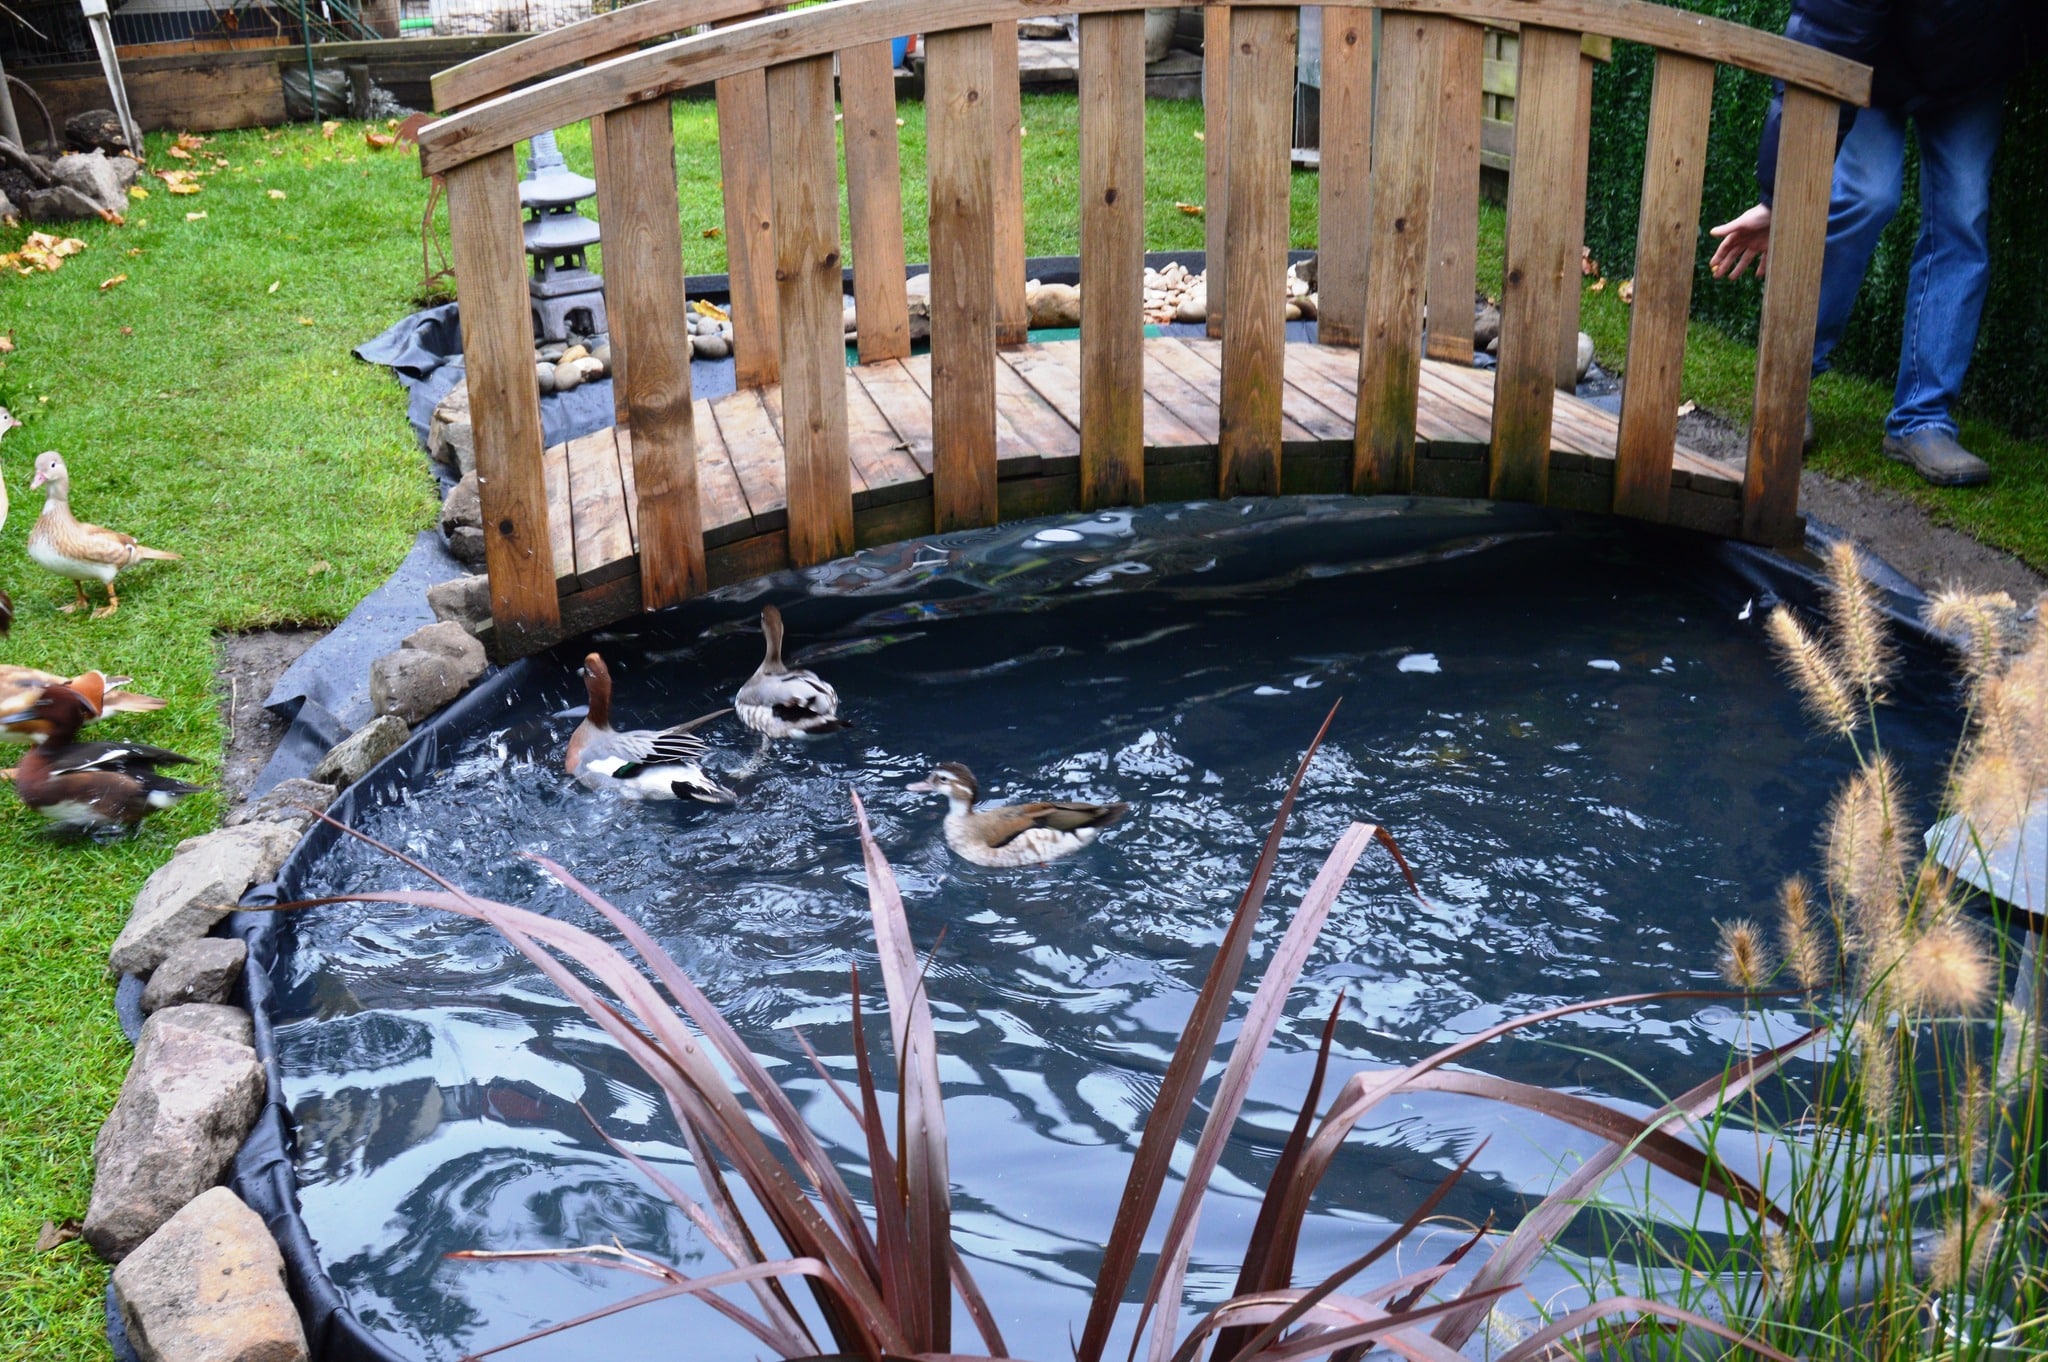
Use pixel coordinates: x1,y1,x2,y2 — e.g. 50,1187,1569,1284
0,52,23,149
78,0,142,152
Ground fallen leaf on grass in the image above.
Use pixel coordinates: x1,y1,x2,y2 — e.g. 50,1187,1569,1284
1617,277,1635,304
1192,130,1205,142
125,247,143,257
308,560,331,575
1588,276,1606,293
268,189,288,200
322,120,341,139
1175,202,1204,216
0,333,13,353
176,132,205,150
165,145,191,160
297,316,314,325
1676,400,1696,418
386,118,400,129
267,280,281,294
119,326,132,336
365,131,396,150
128,185,148,200
99,274,126,291
185,211,207,221
36,1221,81,1252
701,227,722,239
0,232,89,275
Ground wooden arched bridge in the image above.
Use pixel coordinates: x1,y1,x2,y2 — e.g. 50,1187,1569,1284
418,0,1869,658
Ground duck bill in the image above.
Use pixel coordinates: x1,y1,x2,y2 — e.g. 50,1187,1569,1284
27,470,47,490
904,778,937,792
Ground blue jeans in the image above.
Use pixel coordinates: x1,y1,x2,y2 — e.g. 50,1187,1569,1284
1809,94,2005,438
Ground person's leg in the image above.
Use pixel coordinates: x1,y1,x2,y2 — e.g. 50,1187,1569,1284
1888,91,2006,437
1812,106,1908,376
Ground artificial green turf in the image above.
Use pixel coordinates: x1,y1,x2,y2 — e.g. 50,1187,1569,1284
5,87,2047,1362
0,121,440,1361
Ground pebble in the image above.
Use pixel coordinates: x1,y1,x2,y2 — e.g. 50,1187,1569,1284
693,332,731,361
553,359,584,392
535,361,556,395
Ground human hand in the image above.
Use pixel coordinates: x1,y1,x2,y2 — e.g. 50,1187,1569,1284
1708,203,1773,280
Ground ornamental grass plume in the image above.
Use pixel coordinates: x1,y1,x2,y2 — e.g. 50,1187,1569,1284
1776,874,1830,992
1896,918,1993,1016
1768,606,1860,736
1922,587,2016,697
1717,918,1773,990
1948,612,2048,845
1823,754,1912,961
1997,999,2037,1092
1823,541,1893,701
1852,1017,1899,1131
1929,1187,2005,1291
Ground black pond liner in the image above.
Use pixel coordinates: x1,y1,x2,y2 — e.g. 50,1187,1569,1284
177,494,1976,1362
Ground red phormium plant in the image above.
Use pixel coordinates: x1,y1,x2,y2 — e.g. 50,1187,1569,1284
289,706,1808,1362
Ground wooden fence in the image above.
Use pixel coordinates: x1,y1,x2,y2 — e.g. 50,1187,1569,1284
419,0,1869,657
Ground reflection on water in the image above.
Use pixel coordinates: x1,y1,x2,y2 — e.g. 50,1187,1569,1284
273,499,1960,1360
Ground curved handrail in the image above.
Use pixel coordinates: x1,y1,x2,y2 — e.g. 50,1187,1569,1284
415,0,1870,175
431,0,778,111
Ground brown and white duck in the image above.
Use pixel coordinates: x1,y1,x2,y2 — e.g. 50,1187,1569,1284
565,653,736,804
906,762,1127,867
0,665,167,773
3,673,204,832
735,604,848,739
27,451,181,619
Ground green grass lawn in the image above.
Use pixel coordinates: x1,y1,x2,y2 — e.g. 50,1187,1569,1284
3,87,2045,1362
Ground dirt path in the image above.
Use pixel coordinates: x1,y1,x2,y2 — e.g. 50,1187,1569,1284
215,628,327,803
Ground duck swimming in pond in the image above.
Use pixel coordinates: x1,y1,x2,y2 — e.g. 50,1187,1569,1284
906,762,1127,868
565,652,736,804
735,604,848,739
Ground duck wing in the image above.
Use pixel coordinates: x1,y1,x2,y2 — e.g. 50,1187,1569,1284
744,669,840,719
45,739,197,776
606,708,729,775
979,800,1128,847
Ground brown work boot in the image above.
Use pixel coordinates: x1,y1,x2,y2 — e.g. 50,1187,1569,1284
1882,429,1990,487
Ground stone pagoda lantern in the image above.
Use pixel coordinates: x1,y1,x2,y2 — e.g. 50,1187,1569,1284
521,130,607,344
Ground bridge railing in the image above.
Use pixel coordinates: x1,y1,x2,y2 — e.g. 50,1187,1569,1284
415,0,1869,655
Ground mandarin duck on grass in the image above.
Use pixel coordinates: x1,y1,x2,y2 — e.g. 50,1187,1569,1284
906,762,1127,868
0,665,167,776
2,672,203,834
566,653,736,804
27,451,180,619
735,604,848,739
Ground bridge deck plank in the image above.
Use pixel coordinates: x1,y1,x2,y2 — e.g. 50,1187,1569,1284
524,336,1740,651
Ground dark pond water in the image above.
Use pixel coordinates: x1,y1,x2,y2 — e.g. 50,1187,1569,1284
270,498,1962,1360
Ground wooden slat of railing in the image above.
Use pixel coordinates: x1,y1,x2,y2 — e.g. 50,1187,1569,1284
1354,12,1443,493
1203,3,1230,340
840,39,913,364
767,55,855,566
1554,49,1597,389
717,68,780,388
597,96,707,607
1488,23,1582,503
1613,51,1712,521
1078,10,1146,509
1742,84,1833,544
1425,19,1483,364
1313,3,1372,350
1218,6,1296,499
990,20,1030,348
443,149,559,642
430,0,772,110
925,25,1000,530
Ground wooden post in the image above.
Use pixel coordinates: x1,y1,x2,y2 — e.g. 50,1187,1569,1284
1218,7,1296,499
1742,86,1835,544
768,56,855,566
1555,48,1597,389
1425,20,1483,363
1354,13,1443,494
840,39,913,364
1203,4,1230,339
597,97,708,608
718,68,780,388
443,149,560,643
1613,52,1713,522
990,20,1030,347
1313,4,1373,350
1488,24,1582,504
925,26,1000,531
1079,10,1146,509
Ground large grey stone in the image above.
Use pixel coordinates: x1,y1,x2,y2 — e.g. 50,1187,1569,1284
427,382,474,475
139,1004,254,1058
1025,281,1080,329
21,184,110,223
0,135,52,186
223,777,335,836
49,150,126,215
65,109,131,155
85,1025,264,1261
112,1187,309,1362
440,473,484,566
309,714,409,790
109,825,300,976
1575,330,1596,383
427,574,492,636
369,623,485,725
140,939,248,1014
